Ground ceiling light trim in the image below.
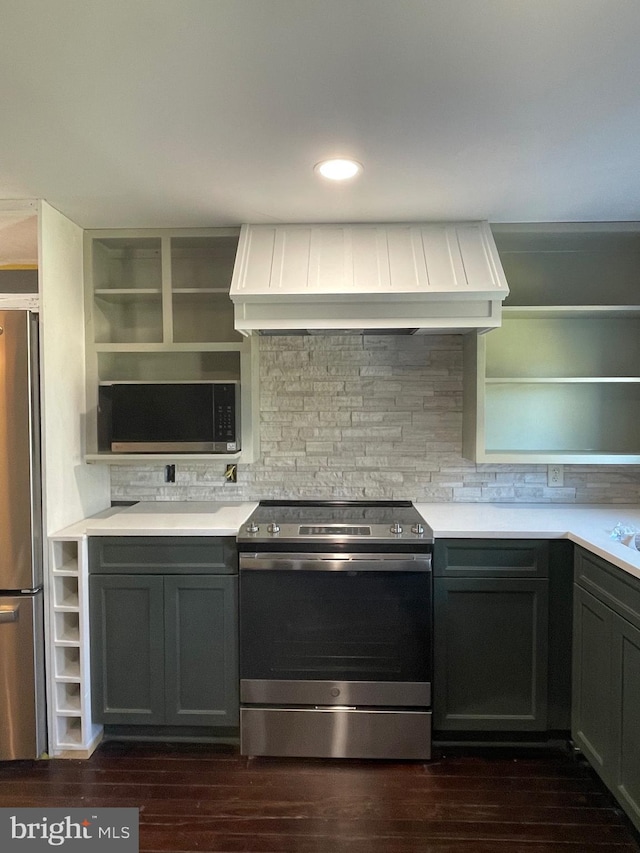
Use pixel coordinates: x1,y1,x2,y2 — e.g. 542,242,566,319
314,158,363,181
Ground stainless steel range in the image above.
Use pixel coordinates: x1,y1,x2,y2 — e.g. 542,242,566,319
237,500,434,760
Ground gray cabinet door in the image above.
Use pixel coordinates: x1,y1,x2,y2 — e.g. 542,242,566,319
547,540,574,730
164,575,238,726
611,613,640,832
434,577,549,730
571,585,614,782
90,574,165,724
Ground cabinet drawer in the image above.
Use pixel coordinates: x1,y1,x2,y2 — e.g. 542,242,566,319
574,547,640,631
89,536,237,575
434,539,549,578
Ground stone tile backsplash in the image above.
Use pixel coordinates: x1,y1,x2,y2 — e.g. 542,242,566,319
110,335,640,504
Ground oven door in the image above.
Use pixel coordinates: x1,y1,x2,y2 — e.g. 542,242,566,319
239,552,432,708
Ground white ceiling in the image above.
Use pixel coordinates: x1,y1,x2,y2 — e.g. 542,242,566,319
1,0,640,229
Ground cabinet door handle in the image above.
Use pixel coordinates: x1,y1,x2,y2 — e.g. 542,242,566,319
0,607,19,624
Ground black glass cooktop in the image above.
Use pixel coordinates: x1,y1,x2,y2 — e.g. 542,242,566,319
250,500,418,525
237,500,433,544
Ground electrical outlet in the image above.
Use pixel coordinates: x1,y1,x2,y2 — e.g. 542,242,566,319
547,464,564,487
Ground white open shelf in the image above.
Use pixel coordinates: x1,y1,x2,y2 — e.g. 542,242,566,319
47,536,103,757
464,224,640,464
84,228,260,463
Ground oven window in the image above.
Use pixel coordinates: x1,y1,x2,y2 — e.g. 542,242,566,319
240,570,431,682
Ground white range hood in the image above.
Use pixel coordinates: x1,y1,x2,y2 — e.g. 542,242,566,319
229,222,509,335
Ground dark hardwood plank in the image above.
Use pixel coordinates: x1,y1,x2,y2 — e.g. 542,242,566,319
0,766,606,791
0,788,616,811
0,797,624,824
138,837,640,853
0,744,637,853
136,816,635,842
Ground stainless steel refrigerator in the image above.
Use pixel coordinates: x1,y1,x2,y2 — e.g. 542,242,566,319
0,310,46,759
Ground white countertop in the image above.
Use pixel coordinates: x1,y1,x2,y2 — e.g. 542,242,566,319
53,500,640,582
414,502,640,581
57,501,259,537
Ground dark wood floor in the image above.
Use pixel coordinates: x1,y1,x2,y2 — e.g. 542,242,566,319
0,742,638,852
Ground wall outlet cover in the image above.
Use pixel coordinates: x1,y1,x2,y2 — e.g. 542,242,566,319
547,464,564,487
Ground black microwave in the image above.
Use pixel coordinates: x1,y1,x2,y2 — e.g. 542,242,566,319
99,382,240,453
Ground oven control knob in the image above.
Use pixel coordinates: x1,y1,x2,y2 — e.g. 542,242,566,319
390,522,403,535
267,522,281,535
245,522,260,534
412,523,425,536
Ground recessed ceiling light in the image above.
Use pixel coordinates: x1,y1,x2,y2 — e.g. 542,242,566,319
314,158,363,181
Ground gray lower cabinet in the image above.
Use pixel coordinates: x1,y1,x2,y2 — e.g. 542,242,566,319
434,539,568,733
573,547,640,832
163,575,237,726
572,584,613,779
89,536,238,729
90,574,165,725
611,612,640,829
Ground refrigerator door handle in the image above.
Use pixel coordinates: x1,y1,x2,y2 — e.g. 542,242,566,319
0,606,19,623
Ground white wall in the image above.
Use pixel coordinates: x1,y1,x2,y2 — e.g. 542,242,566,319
38,200,110,533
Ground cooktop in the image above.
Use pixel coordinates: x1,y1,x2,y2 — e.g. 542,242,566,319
237,500,434,545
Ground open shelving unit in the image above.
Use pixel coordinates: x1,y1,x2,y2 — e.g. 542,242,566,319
463,223,640,464
48,536,102,757
84,229,259,464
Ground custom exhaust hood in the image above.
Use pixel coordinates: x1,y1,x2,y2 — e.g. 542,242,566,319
229,222,509,335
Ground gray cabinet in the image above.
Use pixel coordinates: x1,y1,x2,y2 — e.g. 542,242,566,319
434,540,571,733
163,574,237,726
89,537,238,730
90,574,166,724
611,612,640,829
572,584,613,779
573,547,640,832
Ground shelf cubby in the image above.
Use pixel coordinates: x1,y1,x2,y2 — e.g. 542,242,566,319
55,646,81,681
53,575,79,610
54,611,80,645
485,317,640,380
172,290,242,343
92,237,162,291
484,381,640,455
51,540,79,575
56,716,83,747
55,681,82,714
97,349,241,383
93,291,163,344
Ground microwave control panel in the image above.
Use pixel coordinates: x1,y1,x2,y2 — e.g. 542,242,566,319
214,383,238,443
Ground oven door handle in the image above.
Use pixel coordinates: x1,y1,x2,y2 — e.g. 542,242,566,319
239,553,432,572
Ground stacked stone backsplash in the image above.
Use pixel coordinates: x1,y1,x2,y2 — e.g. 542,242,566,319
110,335,640,504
